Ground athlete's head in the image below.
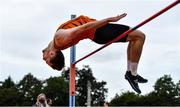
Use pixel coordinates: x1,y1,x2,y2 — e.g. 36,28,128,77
42,44,65,71
50,50,65,70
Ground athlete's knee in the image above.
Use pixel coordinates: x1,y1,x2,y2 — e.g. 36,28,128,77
138,31,146,42
128,30,145,42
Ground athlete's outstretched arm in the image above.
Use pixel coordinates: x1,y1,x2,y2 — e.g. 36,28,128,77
75,13,127,32
53,13,127,49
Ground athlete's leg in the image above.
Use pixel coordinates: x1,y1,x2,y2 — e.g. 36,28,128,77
127,30,145,63
126,30,145,76
93,24,147,93
125,30,147,94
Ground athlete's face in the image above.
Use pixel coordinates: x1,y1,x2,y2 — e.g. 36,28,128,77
42,46,56,67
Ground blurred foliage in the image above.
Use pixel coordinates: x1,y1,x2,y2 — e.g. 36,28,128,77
0,67,179,106
109,75,180,106
0,65,107,106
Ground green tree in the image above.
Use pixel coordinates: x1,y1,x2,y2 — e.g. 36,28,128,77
109,75,180,106
139,75,179,106
153,75,177,105
43,76,69,106
175,80,180,105
109,91,140,106
0,77,19,105
16,73,43,105
1,76,15,88
135,91,159,106
75,65,108,106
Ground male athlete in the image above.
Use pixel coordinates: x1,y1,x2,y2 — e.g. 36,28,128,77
42,13,148,94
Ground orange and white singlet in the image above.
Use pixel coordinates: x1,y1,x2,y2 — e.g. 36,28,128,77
57,15,96,40
54,15,97,50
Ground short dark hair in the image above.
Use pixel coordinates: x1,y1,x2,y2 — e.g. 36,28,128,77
50,50,65,71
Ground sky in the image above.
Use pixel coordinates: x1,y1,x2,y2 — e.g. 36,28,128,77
0,0,180,101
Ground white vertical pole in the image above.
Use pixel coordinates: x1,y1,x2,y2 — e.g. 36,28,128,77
87,81,91,107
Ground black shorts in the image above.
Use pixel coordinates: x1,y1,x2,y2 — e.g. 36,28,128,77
93,24,130,44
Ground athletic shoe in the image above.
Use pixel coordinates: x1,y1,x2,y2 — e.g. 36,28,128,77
125,71,141,94
137,74,148,83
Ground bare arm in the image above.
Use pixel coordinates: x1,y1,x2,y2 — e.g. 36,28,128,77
75,13,127,32
53,13,127,49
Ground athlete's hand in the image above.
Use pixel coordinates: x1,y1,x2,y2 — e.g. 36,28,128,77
107,13,127,22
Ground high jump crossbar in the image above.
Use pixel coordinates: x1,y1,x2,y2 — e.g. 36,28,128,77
73,0,179,65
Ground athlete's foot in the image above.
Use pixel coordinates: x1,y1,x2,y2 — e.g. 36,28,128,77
137,74,148,83
125,71,141,94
